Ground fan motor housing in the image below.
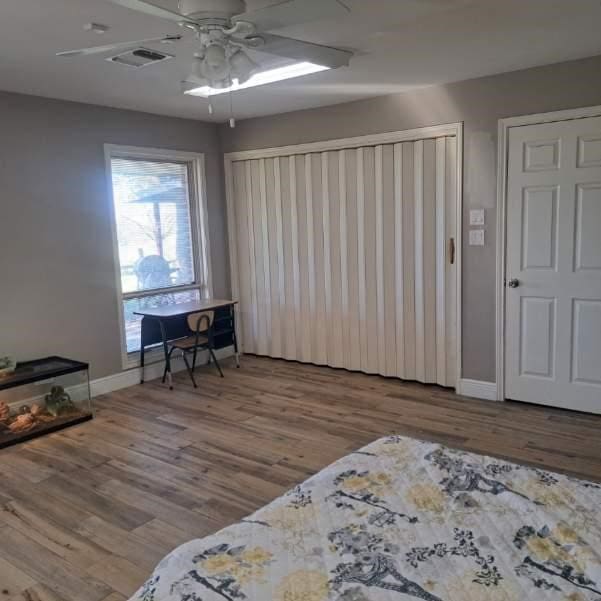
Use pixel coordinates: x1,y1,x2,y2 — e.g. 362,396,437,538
178,0,246,19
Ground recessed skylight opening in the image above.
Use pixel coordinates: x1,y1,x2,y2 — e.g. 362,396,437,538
184,62,330,98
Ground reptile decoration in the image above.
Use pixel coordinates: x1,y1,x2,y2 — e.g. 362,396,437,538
44,385,76,417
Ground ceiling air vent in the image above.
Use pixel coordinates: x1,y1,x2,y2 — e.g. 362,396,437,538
108,47,174,68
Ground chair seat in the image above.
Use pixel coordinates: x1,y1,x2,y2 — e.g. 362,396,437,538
170,335,209,350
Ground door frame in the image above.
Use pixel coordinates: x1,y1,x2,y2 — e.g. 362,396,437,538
495,105,601,401
224,122,464,388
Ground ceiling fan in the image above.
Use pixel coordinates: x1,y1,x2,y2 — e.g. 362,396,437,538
57,0,354,92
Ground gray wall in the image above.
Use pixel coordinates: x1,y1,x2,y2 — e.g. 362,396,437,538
2,54,601,384
220,54,601,382
0,92,226,378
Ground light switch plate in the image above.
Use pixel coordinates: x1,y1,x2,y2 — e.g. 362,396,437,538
469,229,485,246
470,209,485,226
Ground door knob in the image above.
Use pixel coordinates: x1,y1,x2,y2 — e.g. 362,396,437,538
507,278,520,288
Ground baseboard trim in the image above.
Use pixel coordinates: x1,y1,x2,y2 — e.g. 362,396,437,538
91,346,235,398
457,379,498,401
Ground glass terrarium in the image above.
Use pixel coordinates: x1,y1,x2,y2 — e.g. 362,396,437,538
0,357,93,449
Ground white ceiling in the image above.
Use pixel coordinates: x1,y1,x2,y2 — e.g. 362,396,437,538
1,0,601,123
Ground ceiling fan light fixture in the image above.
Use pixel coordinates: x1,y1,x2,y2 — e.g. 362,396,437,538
61,0,353,103
190,56,206,81
190,46,259,90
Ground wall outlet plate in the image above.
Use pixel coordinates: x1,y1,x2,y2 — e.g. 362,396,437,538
469,209,485,226
469,229,485,246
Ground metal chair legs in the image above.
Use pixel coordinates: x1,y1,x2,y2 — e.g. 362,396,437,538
182,352,197,388
208,349,224,378
163,346,223,388
162,347,176,390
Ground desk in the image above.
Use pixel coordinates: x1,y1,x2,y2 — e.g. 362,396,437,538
134,299,239,387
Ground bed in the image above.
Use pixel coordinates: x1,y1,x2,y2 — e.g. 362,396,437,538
129,435,601,601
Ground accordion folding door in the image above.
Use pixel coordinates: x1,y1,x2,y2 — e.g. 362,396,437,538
226,127,460,387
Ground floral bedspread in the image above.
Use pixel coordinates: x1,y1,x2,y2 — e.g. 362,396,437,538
130,435,601,601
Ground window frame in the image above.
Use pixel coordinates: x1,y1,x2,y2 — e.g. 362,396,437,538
105,144,213,369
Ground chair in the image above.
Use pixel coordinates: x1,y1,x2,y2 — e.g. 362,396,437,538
162,311,224,388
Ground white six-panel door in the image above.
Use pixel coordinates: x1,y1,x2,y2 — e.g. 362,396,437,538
505,116,601,413
226,133,458,387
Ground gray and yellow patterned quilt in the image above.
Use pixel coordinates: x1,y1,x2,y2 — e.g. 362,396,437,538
129,435,601,601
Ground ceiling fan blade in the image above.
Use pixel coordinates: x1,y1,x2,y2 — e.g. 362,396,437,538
250,34,352,68
233,0,349,32
57,34,182,57
106,0,193,23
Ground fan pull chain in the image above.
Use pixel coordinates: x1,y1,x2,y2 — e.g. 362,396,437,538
229,89,236,128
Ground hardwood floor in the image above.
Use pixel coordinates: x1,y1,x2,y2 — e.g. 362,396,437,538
1,355,600,600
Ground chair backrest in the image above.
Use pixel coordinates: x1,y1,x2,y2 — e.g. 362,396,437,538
187,311,214,334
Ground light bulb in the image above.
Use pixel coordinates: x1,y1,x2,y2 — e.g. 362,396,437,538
204,44,226,68
230,50,258,85
200,54,230,84
190,57,208,84
208,76,231,89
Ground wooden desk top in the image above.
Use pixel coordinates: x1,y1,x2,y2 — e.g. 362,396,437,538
133,299,237,319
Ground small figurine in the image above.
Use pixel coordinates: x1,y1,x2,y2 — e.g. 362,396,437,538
0,401,9,423
44,386,75,417
8,413,35,433
30,404,44,417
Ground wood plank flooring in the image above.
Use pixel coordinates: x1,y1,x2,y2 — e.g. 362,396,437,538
1,355,600,600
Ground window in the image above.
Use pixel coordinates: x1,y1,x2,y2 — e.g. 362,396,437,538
106,146,210,360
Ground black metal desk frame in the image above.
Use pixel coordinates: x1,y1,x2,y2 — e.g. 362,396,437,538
134,300,239,389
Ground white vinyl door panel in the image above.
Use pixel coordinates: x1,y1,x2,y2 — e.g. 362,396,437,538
311,153,328,366
232,161,255,353
402,142,417,380
363,147,379,375
326,151,345,369
393,143,406,380
280,157,298,361
381,145,397,378
444,138,458,385
422,139,438,384
265,158,283,359
344,149,361,372
295,155,311,363
228,134,458,387
505,115,601,413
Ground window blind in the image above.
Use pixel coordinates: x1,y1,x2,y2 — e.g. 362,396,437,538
110,157,197,295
